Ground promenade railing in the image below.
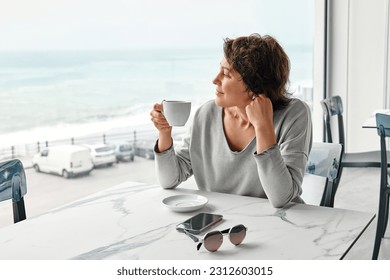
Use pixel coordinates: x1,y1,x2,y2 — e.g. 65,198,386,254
0,129,159,162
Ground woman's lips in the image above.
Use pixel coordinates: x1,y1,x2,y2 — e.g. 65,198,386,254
215,90,223,96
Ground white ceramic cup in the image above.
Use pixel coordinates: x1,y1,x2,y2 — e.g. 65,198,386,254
162,100,191,126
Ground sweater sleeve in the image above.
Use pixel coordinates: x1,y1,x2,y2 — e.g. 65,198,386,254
154,127,193,189
254,102,312,208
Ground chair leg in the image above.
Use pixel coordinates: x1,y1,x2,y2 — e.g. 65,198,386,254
372,191,387,259
12,198,26,224
321,180,333,207
330,166,343,207
382,193,389,235
328,178,340,208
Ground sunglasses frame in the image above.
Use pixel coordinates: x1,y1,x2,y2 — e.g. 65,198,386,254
179,224,247,252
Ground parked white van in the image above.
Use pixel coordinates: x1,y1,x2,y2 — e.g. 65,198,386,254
32,145,93,178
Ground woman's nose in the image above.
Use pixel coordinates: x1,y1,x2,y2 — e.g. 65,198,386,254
212,74,220,85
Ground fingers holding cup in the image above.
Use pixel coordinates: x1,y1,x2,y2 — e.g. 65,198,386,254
150,103,171,131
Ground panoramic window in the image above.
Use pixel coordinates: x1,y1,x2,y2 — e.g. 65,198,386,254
0,0,314,157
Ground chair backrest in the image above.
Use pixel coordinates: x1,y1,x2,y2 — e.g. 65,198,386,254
376,113,390,186
0,159,27,223
303,142,343,207
320,95,346,147
376,113,390,138
301,173,328,206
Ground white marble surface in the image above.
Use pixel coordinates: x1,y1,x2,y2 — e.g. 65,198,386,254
0,181,375,260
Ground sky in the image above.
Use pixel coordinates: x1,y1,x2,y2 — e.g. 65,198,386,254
0,0,314,51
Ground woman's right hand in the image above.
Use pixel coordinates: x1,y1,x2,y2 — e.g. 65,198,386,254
150,103,172,152
150,103,172,132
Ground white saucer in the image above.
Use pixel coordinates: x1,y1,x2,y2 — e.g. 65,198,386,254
162,194,208,212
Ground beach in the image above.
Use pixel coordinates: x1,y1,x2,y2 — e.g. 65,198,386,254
0,48,311,148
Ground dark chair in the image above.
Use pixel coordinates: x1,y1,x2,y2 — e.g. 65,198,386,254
304,142,343,207
0,159,27,223
372,113,390,259
321,95,387,168
320,96,390,205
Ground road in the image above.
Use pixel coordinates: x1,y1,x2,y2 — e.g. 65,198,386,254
0,157,158,228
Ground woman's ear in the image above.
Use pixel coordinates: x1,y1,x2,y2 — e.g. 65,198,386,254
249,92,257,100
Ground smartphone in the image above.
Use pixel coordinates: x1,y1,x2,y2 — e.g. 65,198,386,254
176,213,223,234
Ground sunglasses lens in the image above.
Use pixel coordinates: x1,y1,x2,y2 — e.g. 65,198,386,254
229,225,246,245
203,231,223,252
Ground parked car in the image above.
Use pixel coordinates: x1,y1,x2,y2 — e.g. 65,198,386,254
134,141,155,160
32,145,93,178
82,144,116,167
108,141,135,163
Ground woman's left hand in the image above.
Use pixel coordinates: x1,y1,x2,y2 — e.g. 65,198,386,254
245,95,274,130
246,95,276,153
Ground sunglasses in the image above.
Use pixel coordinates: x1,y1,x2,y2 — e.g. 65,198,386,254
179,224,247,252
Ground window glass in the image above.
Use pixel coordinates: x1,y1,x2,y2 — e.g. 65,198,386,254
0,0,314,152
95,147,113,153
119,145,133,152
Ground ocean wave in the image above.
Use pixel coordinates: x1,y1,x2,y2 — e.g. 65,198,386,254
0,101,201,148
0,112,152,146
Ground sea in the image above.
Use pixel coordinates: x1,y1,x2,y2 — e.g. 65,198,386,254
0,47,312,150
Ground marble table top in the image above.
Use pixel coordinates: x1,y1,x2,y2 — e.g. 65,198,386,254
0,181,375,260
362,109,390,128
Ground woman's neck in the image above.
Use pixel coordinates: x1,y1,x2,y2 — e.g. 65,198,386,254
224,107,252,129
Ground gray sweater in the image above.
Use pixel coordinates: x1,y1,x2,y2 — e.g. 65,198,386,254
155,98,312,208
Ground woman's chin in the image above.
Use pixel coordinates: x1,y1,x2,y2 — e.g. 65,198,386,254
214,97,224,107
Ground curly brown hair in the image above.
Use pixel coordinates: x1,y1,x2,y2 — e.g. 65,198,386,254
223,33,291,110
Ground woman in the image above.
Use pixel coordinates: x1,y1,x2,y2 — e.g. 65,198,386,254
150,34,312,208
